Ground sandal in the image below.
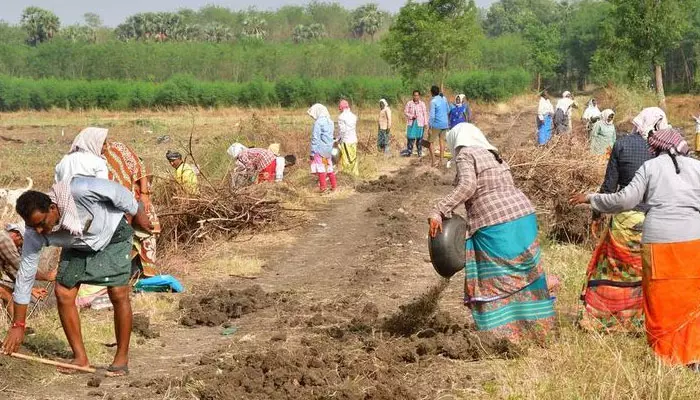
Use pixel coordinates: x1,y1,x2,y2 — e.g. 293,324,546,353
104,364,129,377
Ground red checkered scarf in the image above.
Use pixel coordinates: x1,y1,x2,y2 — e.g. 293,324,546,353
48,180,83,236
648,128,689,156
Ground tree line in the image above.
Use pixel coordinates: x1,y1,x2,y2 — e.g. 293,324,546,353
0,1,699,105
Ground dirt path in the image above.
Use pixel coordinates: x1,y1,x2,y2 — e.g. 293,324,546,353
3,160,515,400
2,103,540,399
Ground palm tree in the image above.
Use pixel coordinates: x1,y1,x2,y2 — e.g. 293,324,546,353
20,7,60,46
241,14,267,39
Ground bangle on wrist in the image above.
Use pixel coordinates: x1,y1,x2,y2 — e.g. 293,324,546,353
12,321,26,330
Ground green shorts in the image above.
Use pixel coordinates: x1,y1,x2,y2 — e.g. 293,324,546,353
428,128,447,143
57,219,134,289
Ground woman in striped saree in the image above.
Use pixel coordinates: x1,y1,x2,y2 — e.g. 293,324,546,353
429,123,555,343
578,108,662,333
572,128,700,367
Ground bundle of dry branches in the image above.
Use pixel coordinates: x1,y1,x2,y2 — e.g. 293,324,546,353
155,179,281,248
507,136,606,244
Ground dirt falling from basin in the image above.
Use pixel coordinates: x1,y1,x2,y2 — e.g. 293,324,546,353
381,280,450,336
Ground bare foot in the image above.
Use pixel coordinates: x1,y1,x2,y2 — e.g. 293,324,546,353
56,359,91,375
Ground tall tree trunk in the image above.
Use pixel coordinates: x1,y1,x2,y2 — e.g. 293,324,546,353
536,72,541,92
655,64,666,109
681,45,692,91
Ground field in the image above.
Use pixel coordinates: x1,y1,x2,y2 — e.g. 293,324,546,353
2,92,700,399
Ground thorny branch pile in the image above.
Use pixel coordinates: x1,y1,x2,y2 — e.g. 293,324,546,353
156,181,281,246
508,136,606,244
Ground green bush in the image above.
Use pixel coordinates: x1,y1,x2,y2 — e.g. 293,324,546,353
446,69,531,102
0,70,532,112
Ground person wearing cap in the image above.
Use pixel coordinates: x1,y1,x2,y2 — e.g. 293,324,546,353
165,150,198,195
337,99,359,176
0,224,55,317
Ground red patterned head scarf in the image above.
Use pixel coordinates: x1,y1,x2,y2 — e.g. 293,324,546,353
338,99,350,111
648,128,689,156
648,128,690,174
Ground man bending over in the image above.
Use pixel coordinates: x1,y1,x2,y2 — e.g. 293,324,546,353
2,177,152,376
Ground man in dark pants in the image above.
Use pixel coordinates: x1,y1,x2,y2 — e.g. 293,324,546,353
2,177,152,377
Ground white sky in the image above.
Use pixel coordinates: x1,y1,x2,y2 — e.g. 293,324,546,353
1,0,498,27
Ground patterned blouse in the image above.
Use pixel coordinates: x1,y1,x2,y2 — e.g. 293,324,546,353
431,146,535,235
403,100,428,127
236,148,277,175
0,231,20,287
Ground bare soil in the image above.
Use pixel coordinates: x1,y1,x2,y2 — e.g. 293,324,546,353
1,104,539,399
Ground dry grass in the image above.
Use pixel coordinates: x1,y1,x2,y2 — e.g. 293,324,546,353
490,243,700,400
4,98,700,399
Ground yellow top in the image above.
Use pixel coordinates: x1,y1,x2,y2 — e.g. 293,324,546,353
175,163,199,194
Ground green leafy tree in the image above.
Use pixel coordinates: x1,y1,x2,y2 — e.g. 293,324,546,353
560,0,611,89
292,23,326,43
381,0,482,86
241,13,268,39
115,12,183,42
351,3,384,40
83,13,102,29
59,24,96,43
599,0,691,106
306,1,350,39
483,0,560,37
482,0,563,89
20,7,60,46
202,23,232,42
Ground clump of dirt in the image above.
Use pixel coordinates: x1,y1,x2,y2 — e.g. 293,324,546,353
87,376,102,388
132,314,160,339
178,341,419,400
357,168,448,193
381,280,450,336
179,285,271,327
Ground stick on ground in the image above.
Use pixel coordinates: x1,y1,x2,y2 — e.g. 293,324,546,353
8,352,97,373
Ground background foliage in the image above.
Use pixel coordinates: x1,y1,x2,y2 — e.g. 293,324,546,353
1,1,699,110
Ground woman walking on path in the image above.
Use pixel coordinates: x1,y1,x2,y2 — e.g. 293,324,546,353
308,104,337,193
571,127,700,368
428,123,555,343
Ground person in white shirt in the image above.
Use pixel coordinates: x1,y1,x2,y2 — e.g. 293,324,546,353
554,91,578,134
582,98,602,135
537,90,554,145
337,99,359,176
54,127,109,182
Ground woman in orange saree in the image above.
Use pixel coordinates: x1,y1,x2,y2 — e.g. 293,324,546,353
104,141,161,276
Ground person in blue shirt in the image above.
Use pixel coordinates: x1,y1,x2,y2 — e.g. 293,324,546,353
428,85,450,168
449,94,472,128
